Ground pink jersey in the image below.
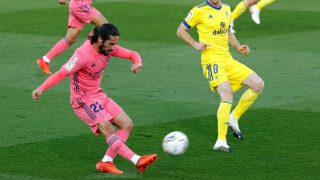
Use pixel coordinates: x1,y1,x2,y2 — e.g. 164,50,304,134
38,40,142,102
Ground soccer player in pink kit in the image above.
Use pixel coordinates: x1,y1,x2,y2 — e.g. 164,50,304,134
32,24,157,174
37,0,108,74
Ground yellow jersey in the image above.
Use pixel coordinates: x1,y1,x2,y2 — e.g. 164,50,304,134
183,1,233,64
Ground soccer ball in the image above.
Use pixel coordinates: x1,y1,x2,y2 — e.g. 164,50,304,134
162,131,189,156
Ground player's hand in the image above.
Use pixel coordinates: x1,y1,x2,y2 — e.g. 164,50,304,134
32,89,43,101
131,63,142,73
58,0,67,5
192,41,210,51
237,45,250,55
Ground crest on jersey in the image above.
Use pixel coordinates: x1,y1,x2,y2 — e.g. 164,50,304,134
208,14,213,19
220,22,225,28
186,11,193,21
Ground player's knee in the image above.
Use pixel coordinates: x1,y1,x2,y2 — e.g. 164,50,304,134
98,121,115,137
253,78,264,93
225,91,234,101
221,89,234,102
217,85,234,101
123,121,133,132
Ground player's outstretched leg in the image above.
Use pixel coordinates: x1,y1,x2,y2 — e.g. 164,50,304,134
228,113,244,140
96,161,123,174
135,154,158,173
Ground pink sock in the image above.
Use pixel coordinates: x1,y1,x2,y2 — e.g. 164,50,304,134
107,134,135,160
45,38,69,62
105,130,130,159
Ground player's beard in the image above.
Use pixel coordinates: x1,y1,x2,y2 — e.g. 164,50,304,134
99,44,113,56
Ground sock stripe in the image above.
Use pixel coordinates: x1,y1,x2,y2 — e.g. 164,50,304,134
221,100,233,104
108,136,120,147
250,88,262,95
108,136,118,144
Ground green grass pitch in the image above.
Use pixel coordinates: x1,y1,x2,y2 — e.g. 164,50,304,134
0,0,319,179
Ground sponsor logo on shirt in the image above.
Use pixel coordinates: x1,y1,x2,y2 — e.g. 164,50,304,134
90,69,104,79
65,57,79,71
212,22,228,35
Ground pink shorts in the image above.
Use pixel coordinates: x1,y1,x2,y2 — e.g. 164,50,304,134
72,92,123,136
68,0,101,30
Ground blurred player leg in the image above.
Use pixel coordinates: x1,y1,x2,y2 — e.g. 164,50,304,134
91,14,108,26
231,1,247,22
231,0,250,33
37,28,80,74
251,0,276,24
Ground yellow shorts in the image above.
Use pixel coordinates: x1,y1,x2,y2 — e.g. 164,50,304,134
202,59,254,92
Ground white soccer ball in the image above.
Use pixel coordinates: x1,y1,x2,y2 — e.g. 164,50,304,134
162,131,189,156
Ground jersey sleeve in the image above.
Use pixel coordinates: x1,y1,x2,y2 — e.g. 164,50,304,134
182,7,200,29
111,45,142,64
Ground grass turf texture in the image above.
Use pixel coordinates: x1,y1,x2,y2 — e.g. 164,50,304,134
0,0,319,179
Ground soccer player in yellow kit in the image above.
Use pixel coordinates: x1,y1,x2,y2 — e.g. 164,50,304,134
177,0,264,152
230,0,276,33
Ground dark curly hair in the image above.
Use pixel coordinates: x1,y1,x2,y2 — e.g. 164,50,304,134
89,23,120,44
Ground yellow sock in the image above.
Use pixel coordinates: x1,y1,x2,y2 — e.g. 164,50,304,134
256,0,276,11
217,101,232,140
231,1,248,21
232,89,260,119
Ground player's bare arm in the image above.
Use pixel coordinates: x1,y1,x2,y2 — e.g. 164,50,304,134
228,31,250,55
177,23,210,51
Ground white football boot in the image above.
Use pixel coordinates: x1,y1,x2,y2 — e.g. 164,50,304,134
213,139,231,153
250,5,261,24
228,113,244,140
